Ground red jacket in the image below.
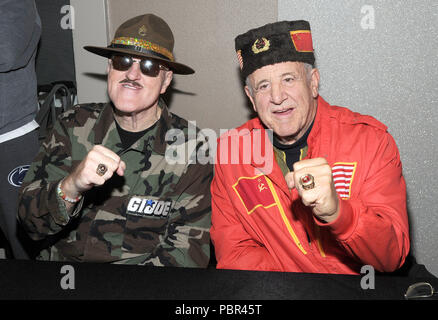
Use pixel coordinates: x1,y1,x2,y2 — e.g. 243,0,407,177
210,96,410,274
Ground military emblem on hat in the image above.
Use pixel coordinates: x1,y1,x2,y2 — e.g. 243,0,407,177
138,25,148,36
252,37,270,54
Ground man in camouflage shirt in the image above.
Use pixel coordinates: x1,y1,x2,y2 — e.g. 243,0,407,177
18,14,212,267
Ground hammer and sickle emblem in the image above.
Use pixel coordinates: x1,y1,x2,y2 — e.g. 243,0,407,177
257,178,267,192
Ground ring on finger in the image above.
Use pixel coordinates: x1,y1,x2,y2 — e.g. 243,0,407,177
96,163,108,176
300,173,315,190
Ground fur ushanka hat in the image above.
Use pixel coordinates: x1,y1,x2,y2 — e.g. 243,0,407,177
235,20,315,79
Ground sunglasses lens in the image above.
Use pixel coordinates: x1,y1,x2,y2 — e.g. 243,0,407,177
140,59,160,77
111,55,132,71
111,56,164,77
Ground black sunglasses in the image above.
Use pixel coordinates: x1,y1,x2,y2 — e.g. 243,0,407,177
110,55,169,77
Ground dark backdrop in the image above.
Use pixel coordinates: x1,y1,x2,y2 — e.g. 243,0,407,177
35,0,75,86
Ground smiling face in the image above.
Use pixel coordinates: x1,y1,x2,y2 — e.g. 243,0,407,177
245,61,320,145
107,55,173,130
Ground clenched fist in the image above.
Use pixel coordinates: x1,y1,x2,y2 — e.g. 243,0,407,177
285,157,339,223
60,145,126,204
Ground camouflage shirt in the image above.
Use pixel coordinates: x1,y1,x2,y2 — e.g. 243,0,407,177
18,100,213,267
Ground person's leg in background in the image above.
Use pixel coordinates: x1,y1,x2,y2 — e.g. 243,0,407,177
0,129,40,259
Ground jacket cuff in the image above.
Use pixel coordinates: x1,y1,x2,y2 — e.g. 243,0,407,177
314,199,357,241
48,180,83,226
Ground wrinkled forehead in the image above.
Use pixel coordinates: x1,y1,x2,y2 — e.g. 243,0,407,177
248,61,307,82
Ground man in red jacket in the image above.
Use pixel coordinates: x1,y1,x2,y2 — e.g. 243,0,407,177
210,20,410,274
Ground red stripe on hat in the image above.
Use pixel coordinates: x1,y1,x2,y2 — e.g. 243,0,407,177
290,30,313,53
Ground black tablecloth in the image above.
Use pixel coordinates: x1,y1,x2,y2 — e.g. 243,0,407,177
0,259,436,301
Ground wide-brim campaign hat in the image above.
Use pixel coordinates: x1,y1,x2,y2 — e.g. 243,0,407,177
84,14,194,75
235,20,315,79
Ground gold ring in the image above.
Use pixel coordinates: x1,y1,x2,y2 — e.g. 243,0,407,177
96,163,108,176
300,174,315,190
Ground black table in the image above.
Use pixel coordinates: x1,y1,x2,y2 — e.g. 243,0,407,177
0,259,436,301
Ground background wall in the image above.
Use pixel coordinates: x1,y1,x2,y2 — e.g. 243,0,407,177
71,0,437,276
70,0,108,103
35,0,76,86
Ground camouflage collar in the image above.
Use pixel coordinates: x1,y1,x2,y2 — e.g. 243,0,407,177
93,98,172,155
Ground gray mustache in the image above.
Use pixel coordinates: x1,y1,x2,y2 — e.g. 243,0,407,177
119,78,143,88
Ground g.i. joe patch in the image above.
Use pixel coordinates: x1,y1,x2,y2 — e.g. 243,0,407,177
289,30,313,52
232,174,276,214
126,196,172,218
332,162,357,199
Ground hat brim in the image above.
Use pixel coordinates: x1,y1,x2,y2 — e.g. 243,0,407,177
83,45,195,75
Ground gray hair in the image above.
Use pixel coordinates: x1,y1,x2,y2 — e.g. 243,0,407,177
245,62,315,97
